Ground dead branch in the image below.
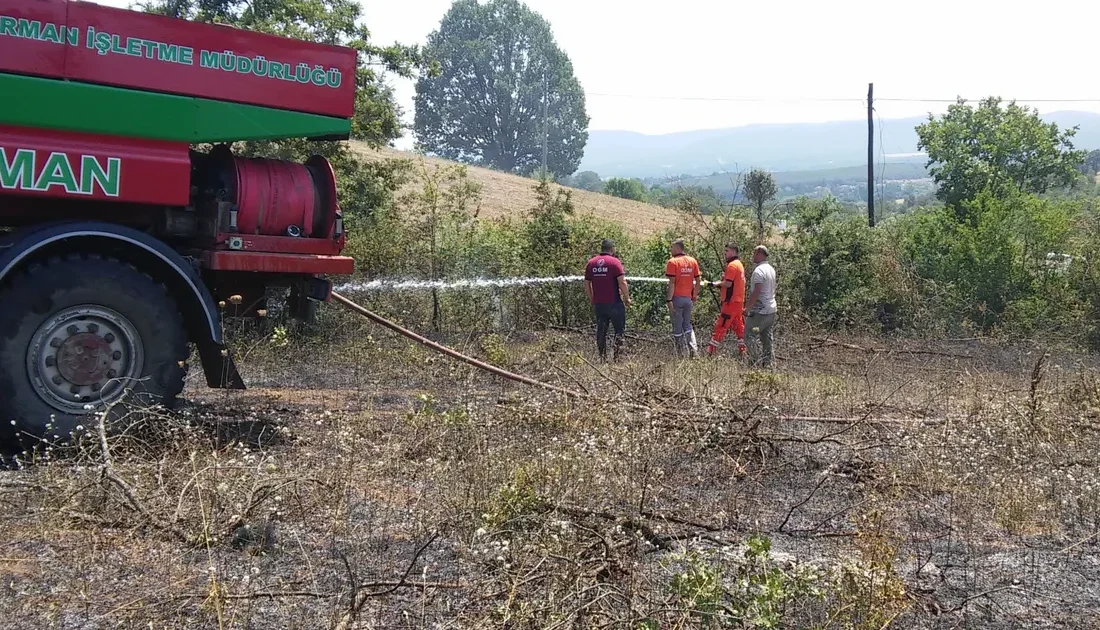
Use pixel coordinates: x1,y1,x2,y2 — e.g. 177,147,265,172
95,407,188,543
774,415,944,425
943,585,1020,615
554,505,670,550
639,510,730,533
57,509,123,527
778,475,830,533
790,497,875,536
1027,349,1048,426
808,336,972,359
553,364,593,396
166,580,466,604
0,480,49,490
576,354,630,397
333,530,440,630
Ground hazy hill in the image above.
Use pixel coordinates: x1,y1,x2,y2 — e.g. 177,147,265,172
582,111,1100,178
680,161,931,192
351,144,678,237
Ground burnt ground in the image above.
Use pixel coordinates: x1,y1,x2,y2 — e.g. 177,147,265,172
3,313,1100,629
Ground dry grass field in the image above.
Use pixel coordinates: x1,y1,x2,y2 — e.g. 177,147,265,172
3,303,1100,629
351,144,678,237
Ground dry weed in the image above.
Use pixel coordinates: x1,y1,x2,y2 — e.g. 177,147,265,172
2,328,1099,628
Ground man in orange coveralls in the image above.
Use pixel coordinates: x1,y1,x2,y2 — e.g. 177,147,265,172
706,243,747,356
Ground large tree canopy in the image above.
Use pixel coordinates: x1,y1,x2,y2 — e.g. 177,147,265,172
916,97,1085,215
414,0,589,177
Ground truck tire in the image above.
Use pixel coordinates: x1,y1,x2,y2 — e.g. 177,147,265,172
0,254,189,445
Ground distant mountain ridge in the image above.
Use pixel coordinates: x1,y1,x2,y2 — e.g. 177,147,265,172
579,111,1100,178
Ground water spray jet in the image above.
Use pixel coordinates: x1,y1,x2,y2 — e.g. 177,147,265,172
335,275,689,293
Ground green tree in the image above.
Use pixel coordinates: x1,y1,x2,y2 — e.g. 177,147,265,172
571,171,603,192
414,0,589,178
897,190,1076,331
915,97,1085,216
649,185,725,215
743,169,778,241
604,177,648,201
526,180,574,274
1083,149,1100,174
525,180,575,324
785,197,879,326
1069,200,1100,348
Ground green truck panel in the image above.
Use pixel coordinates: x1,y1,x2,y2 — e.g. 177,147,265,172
0,73,351,143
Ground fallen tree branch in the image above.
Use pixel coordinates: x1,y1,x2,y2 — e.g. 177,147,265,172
159,580,466,607
95,407,189,543
640,510,731,533
552,364,593,396
333,292,663,415
943,585,1019,615
576,354,630,397
775,415,943,425
778,475,830,533
554,505,670,550
333,530,440,630
809,334,972,358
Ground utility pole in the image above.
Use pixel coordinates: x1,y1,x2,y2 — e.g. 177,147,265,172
867,82,875,227
541,73,549,178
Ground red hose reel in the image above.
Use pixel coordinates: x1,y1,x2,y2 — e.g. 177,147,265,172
223,152,339,239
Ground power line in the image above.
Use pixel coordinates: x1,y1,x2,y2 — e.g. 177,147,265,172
589,91,1100,103
587,93,865,103
877,98,1100,103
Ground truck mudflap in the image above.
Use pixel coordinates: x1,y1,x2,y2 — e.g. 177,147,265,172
0,221,245,390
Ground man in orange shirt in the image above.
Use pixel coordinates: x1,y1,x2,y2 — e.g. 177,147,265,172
665,239,702,358
706,243,747,356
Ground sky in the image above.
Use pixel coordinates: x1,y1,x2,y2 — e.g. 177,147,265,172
91,0,1100,150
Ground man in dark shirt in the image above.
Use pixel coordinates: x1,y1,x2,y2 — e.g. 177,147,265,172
584,239,631,361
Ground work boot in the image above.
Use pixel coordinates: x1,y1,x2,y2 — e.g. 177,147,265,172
706,341,719,356
737,339,747,356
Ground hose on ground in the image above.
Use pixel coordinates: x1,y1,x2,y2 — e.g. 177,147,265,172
331,292,589,401
330,292,940,426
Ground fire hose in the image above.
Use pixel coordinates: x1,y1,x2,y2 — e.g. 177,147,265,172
331,292,589,401
330,277,725,407
331,291,942,427
331,279,723,402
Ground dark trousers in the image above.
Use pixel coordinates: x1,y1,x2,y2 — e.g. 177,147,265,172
594,302,626,359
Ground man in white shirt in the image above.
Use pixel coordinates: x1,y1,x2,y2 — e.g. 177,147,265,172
743,245,778,368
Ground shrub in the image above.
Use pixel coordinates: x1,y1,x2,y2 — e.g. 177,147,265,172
783,197,884,328
604,177,648,201
895,189,1077,333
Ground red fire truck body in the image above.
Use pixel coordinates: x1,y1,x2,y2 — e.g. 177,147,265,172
1,0,359,441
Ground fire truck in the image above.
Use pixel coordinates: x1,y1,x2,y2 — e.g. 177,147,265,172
0,0,357,441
